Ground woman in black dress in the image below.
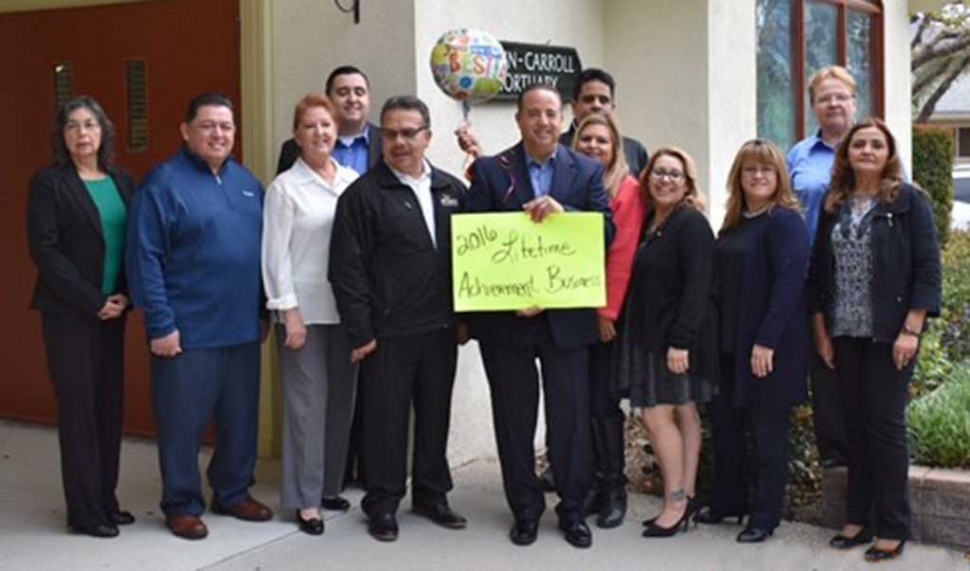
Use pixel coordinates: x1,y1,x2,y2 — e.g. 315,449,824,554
697,140,809,543
27,96,135,538
615,147,718,538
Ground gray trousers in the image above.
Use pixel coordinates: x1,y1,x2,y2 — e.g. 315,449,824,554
278,324,358,509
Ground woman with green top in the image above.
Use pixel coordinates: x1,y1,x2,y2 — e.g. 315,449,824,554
27,96,135,538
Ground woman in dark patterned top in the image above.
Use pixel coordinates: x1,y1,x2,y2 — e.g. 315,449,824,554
615,147,718,538
697,140,809,544
809,119,941,563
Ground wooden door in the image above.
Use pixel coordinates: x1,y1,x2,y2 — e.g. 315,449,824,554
0,0,241,437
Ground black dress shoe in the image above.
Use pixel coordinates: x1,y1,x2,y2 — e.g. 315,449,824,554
864,540,905,562
736,526,773,543
559,520,592,548
321,496,351,511
367,513,399,542
70,522,120,538
829,530,873,549
412,501,467,529
109,510,136,525
509,519,538,546
296,510,324,536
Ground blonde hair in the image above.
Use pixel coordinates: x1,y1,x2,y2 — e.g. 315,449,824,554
572,114,629,198
721,139,801,234
808,65,857,104
640,146,706,215
826,118,904,213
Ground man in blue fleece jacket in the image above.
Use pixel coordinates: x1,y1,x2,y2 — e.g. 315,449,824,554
126,93,271,540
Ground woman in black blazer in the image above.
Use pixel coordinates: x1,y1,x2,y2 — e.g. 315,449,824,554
27,96,135,538
810,119,941,563
614,147,718,538
697,140,810,543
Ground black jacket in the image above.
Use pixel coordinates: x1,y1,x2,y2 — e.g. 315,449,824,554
626,206,718,378
276,123,383,175
809,183,942,343
328,161,466,348
27,164,134,317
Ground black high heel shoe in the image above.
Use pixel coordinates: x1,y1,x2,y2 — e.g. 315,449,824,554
641,506,691,538
643,496,697,528
296,510,324,536
830,529,873,549
863,540,905,562
694,506,746,525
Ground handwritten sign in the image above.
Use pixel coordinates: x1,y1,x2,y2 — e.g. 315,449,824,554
451,212,605,311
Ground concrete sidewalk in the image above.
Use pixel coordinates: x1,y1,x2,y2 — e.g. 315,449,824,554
0,420,966,571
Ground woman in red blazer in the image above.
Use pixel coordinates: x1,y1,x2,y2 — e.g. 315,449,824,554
570,114,645,528
27,96,135,538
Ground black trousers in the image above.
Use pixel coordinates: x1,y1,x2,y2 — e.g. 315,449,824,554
41,312,126,528
809,347,847,463
589,340,626,490
359,328,458,517
832,337,913,540
479,327,592,523
709,356,792,531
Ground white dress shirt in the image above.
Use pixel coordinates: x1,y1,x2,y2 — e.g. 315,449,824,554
389,160,436,248
262,157,359,324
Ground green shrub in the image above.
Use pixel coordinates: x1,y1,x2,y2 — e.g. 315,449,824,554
908,364,970,468
912,128,954,247
940,230,970,362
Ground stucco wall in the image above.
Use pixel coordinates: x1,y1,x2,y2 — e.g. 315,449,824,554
886,1,914,173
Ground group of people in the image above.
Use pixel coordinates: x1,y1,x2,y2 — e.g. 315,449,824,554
27,62,941,564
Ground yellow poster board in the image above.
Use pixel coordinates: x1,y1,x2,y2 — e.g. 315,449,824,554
451,212,606,311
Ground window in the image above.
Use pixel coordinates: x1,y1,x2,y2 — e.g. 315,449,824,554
125,60,149,152
53,62,72,107
756,0,883,151
958,127,970,159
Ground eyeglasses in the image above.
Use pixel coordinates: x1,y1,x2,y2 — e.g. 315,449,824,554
381,126,428,141
742,165,776,177
650,169,685,182
816,93,854,105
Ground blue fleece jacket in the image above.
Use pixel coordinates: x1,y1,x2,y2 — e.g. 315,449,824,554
127,147,264,349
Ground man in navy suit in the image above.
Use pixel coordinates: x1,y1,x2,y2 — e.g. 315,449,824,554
465,84,613,549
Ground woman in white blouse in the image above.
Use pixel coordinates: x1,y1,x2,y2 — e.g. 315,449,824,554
262,93,360,535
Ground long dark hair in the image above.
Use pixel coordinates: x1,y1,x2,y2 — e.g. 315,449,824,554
51,95,116,170
826,118,904,213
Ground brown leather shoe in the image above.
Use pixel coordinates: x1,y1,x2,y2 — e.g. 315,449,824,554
166,514,208,540
211,498,274,522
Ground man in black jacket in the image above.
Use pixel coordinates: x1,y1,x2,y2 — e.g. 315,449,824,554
329,95,468,543
276,65,383,175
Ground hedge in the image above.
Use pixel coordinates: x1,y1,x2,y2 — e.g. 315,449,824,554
912,128,954,247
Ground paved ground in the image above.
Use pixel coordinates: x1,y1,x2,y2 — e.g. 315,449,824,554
0,421,966,571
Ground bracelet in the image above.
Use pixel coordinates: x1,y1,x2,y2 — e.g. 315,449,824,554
901,325,922,338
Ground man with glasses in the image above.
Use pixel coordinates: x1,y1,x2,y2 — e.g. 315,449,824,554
276,65,383,175
328,95,468,542
127,93,272,540
464,84,613,549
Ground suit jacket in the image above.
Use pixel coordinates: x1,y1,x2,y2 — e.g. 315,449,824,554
27,163,135,317
465,143,614,350
276,122,383,175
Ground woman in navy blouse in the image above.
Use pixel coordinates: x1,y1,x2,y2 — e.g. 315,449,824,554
697,140,809,543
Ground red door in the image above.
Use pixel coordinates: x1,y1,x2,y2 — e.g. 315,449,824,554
0,0,241,437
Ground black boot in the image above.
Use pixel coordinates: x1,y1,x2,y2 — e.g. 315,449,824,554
593,415,627,529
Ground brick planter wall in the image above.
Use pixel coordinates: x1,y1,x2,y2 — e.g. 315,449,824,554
820,466,970,550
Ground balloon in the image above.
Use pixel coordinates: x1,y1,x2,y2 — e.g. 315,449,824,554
430,28,508,109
